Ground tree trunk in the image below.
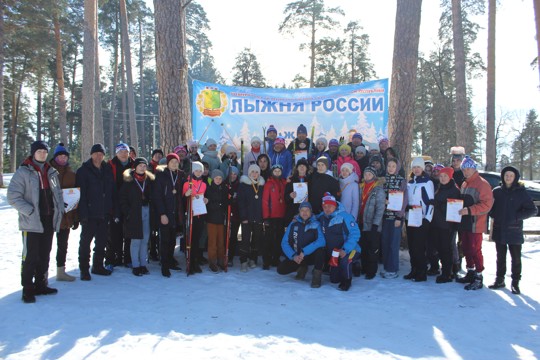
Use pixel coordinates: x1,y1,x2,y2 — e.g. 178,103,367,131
54,12,68,144
94,26,104,144
69,46,78,148
534,0,540,86
121,41,127,142
388,0,422,171
485,0,496,171
138,15,146,154
50,79,57,144
82,0,96,158
310,12,316,88
36,75,42,141
119,0,138,151
109,7,119,158
10,57,27,172
0,3,4,186
451,0,469,152
154,0,192,153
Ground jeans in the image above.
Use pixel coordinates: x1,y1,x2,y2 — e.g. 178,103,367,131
381,218,402,273
130,206,150,268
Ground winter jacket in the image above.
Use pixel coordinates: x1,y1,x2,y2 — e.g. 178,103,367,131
453,169,465,188
182,175,208,218
243,150,261,177
337,155,361,177
309,171,340,214
355,156,370,174
49,159,78,229
339,172,360,221
432,179,461,230
359,178,386,232
225,178,240,223
407,174,434,223
202,150,222,172
76,159,115,221
220,156,240,179
237,175,265,222
490,167,537,244
262,176,287,219
8,158,64,233
383,171,407,220
281,214,325,260
287,138,312,155
459,171,494,233
205,181,228,225
120,169,155,239
152,166,185,228
318,203,361,255
284,174,311,224
310,150,331,169
109,156,133,218
268,149,293,179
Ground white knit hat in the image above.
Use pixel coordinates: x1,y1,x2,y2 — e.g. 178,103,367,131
411,157,425,170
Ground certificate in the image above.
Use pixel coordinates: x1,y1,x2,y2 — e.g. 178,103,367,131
294,150,308,164
446,198,464,223
191,196,207,216
293,182,309,204
387,191,404,211
63,188,80,213
407,206,423,227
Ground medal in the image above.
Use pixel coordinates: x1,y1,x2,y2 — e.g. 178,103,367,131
172,189,177,194
251,180,260,200
255,195,259,199
196,195,200,199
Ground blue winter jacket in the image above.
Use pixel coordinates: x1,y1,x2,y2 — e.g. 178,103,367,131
268,148,293,179
281,214,325,260
317,203,361,255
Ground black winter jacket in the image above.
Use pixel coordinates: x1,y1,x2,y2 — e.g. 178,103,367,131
120,169,155,239
432,179,461,230
152,166,185,229
76,159,114,221
309,171,339,214
205,181,228,225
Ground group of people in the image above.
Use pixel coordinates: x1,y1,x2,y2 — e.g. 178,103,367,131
7,124,536,303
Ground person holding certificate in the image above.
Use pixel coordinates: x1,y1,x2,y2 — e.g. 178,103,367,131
284,158,311,224
405,157,434,282
431,167,461,283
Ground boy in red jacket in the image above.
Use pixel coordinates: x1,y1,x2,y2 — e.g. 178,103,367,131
262,164,287,269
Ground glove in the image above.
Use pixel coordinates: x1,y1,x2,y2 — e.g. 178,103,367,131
114,217,120,224
371,224,378,232
80,218,88,227
72,222,79,230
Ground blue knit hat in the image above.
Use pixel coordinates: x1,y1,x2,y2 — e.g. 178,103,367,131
352,133,363,140
267,125,277,135
329,139,339,148
53,143,69,157
299,201,312,211
297,124,307,135
115,142,130,154
460,155,477,170
229,166,239,175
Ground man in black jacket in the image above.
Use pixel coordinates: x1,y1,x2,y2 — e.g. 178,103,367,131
77,144,115,280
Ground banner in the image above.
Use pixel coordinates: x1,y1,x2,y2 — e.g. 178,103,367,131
192,79,389,151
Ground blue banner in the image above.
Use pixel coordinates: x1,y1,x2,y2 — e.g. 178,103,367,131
192,79,389,151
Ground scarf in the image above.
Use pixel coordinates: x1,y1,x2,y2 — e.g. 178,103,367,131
359,180,376,221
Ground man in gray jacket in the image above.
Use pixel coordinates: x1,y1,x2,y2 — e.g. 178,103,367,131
8,141,64,303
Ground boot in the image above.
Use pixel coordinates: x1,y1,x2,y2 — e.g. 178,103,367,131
488,277,505,289
56,266,76,282
413,270,427,282
209,262,220,273
35,285,58,295
464,273,483,290
161,267,171,278
427,266,440,276
248,259,257,269
311,269,322,288
80,268,91,281
132,267,143,276
352,261,362,277
295,264,308,280
403,269,416,280
338,278,352,291
22,287,36,303
456,269,475,284
91,266,112,276
192,260,203,273
511,280,520,295
436,274,453,284
240,262,248,272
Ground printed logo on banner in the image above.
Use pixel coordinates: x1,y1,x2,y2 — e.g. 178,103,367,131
196,87,228,118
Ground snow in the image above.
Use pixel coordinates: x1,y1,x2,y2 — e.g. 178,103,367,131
0,174,539,359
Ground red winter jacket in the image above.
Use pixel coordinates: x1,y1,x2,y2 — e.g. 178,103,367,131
262,176,287,219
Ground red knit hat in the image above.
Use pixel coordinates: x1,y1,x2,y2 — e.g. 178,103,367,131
322,192,337,207
439,166,454,179
166,153,179,165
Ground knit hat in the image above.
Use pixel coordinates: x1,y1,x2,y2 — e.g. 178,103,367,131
379,137,389,146
174,145,187,155
339,144,352,154
315,137,328,148
352,133,363,140
341,162,354,174
316,156,329,169
369,154,383,166
152,149,164,157
355,146,367,155
251,136,262,145
211,169,224,180
274,136,286,147
322,192,337,207
267,125,277,135
329,139,339,148
191,161,204,173
299,201,312,211
411,156,425,170
53,143,69,157
225,145,237,155
115,143,130,154
439,167,454,179
133,157,148,168
297,124,307,135
460,156,477,170
187,140,198,148
31,140,49,156
433,164,445,174
205,138,217,148
166,153,179,165
91,143,106,155
248,164,261,175
296,158,309,169
159,158,167,165
363,166,377,178
229,166,239,175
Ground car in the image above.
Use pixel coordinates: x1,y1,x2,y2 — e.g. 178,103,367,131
478,170,540,216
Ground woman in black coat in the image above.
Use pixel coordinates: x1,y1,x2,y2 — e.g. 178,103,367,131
488,166,536,294
309,157,339,215
284,158,312,224
120,158,155,276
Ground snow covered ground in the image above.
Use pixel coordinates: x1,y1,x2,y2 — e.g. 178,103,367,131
0,173,539,360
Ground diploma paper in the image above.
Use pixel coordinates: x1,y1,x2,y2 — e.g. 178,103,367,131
63,188,80,213
294,150,308,164
446,198,464,223
407,206,423,227
387,191,404,211
293,183,309,204
192,196,207,216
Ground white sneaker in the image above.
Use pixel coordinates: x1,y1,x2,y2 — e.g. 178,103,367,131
383,272,398,279
241,262,248,272
379,270,387,277
248,260,257,269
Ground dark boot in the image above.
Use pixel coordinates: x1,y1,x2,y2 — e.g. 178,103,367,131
91,266,112,276
295,264,308,280
352,261,362,277
80,268,91,281
338,278,352,291
403,269,417,280
413,270,427,282
35,285,58,295
22,287,36,303
456,270,475,284
132,267,143,277
436,274,453,284
511,280,520,295
311,269,322,288
161,267,171,278
427,266,440,276
464,273,483,290
488,277,505,289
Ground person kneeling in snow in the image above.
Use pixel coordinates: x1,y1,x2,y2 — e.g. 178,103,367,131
317,193,361,291
277,202,326,288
